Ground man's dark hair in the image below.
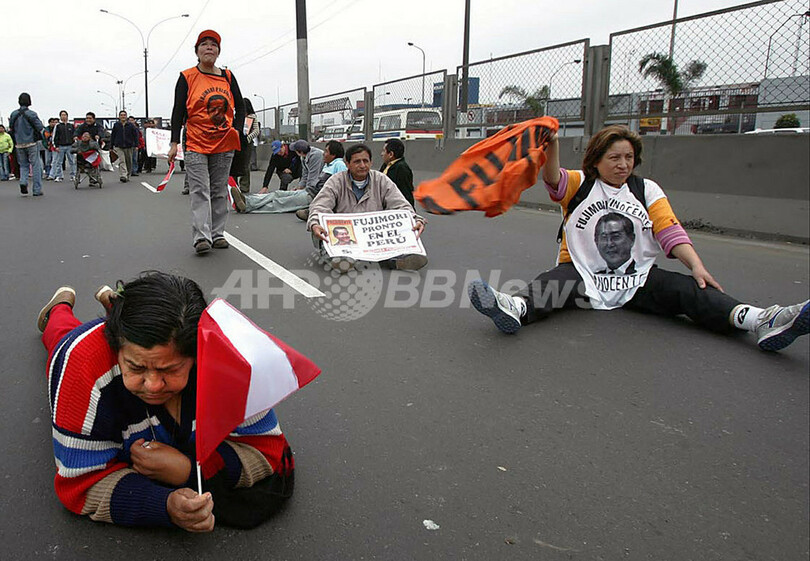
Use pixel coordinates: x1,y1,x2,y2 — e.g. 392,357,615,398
119,110,128,117
60,110,68,117
86,112,96,118
333,226,349,235
105,271,207,358
345,143,372,163
594,212,635,242
18,92,32,107
384,138,405,159
325,140,344,159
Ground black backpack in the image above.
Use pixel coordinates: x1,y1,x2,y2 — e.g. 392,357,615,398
556,174,647,243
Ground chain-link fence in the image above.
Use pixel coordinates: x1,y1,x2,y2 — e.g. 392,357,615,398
309,87,365,140
278,102,299,137
455,40,588,138
609,0,810,134
254,107,276,142
371,70,447,139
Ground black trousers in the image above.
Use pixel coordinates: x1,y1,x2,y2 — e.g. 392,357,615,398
515,262,740,333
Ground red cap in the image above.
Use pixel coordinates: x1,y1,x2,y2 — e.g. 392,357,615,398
195,29,221,49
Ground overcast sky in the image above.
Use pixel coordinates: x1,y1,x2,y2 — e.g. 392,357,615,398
2,0,757,125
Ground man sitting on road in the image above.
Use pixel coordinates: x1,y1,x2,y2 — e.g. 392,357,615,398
232,140,347,215
290,139,324,196
260,141,301,192
307,143,427,271
380,138,415,205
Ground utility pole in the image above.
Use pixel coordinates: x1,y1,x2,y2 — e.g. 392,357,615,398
668,0,679,58
460,0,471,111
295,0,311,141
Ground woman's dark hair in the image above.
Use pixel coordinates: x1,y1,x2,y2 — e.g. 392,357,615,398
18,92,32,107
581,125,643,180
344,143,372,162
105,271,207,358
243,97,255,114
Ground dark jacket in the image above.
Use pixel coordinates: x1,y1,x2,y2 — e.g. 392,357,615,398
381,158,414,206
53,122,76,147
268,151,301,179
111,121,140,149
75,122,104,142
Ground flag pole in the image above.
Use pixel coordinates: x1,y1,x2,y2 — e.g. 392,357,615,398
196,462,203,495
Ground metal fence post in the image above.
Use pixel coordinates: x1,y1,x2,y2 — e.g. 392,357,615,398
583,44,611,136
363,90,374,142
273,107,280,139
443,72,458,141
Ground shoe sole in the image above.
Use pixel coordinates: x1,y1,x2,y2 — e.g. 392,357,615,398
758,302,810,351
37,286,76,332
94,285,114,310
468,280,521,334
230,186,246,212
395,254,428,271
195,243,212,255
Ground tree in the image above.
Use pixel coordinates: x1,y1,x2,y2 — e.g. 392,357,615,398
498,85,550,117
638,53,707,133
774,113,801,128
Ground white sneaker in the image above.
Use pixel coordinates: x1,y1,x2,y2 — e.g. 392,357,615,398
468,279,523,334
54,177,63,182
756,300,810,351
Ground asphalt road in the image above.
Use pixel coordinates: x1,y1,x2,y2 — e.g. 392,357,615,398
1,168,808,561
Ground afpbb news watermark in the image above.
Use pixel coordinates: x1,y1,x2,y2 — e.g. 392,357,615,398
211,252,588,322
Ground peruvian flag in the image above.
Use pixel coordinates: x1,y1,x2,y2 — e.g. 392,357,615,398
81,150,101,168
195,298,321,465
156,161,175,192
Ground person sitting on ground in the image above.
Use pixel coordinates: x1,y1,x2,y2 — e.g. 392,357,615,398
290,139,324,196
232,140,346,214
70,131,102,187
260,141,301,192
467,125,810,352
36,272,295,531
307,143,428,271
380,138,415,205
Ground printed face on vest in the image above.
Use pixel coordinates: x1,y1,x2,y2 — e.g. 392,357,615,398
206,95,229,128
596,139,634,187
594,214,635,271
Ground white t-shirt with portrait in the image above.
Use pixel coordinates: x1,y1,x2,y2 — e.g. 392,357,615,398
563,173,666,310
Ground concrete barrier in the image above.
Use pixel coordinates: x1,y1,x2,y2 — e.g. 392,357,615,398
257,134,810,243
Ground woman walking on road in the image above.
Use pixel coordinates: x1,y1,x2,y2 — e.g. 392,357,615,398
168,30,245,255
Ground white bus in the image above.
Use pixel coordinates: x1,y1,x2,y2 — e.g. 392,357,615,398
320,124,351,142
347,108,443,141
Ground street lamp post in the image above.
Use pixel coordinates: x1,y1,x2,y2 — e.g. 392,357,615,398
97,90,119,114
100,10,189,120
96,70,124,109
548,59,581,136
764,11,810,79
407,42,426,108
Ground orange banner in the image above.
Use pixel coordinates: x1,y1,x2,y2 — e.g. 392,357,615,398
414,116,559,217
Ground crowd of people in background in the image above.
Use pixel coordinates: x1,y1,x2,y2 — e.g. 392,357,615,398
3,92,166,193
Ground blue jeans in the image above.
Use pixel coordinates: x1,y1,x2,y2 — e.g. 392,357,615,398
50,146,76,179
0,153,9,180
17,145,43,194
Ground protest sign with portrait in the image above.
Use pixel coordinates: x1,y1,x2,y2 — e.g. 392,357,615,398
318,210,426,261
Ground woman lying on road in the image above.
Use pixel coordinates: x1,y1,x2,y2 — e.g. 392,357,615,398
468,125,809,352
37,272,293,531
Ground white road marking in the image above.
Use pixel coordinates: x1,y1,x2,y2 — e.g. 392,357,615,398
141,181,158,193
224,232,324,298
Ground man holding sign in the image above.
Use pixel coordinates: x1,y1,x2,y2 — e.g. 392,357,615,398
307,144,428,271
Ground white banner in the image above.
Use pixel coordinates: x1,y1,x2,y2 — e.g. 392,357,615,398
318,210,426,262
146,128,184,160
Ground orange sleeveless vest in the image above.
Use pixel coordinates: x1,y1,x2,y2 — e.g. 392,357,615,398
181,67,240,154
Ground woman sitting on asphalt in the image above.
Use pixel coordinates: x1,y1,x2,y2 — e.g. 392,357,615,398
468,125,809,352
